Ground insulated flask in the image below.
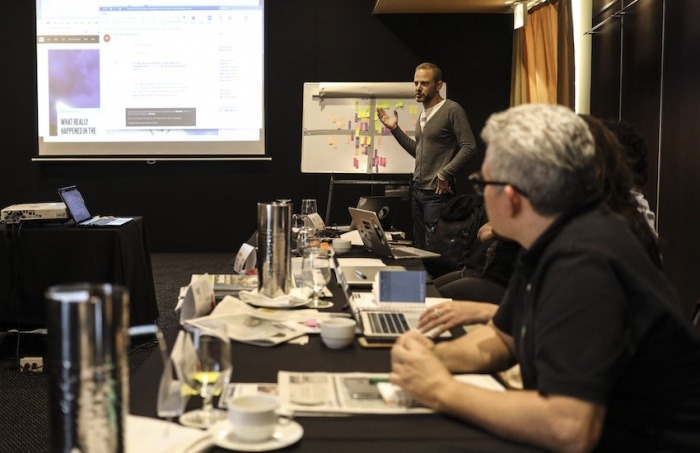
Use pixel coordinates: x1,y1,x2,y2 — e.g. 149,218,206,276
257,201,292,297
46,283,129,453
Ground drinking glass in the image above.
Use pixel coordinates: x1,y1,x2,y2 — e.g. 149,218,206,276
179,326,232,429
296,225,320,257
300,199,318,216
302,251,333,309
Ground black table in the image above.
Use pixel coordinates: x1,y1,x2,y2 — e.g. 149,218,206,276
0,217,158,329
130,251,541,452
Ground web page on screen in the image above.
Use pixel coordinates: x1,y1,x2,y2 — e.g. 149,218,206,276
35,0,265,157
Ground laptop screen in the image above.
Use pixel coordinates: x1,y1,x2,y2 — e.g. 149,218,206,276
58,186,91,224
356,196,401,230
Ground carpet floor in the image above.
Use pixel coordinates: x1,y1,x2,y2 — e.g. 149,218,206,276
0,253,234,452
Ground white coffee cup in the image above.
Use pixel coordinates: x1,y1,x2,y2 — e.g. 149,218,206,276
228,394,279,443
331,238,352,254
320,318,356,349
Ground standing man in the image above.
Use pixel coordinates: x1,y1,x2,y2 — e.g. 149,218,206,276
377,62,477,251
390,104,700,451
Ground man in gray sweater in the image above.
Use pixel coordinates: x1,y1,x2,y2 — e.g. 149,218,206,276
377,62,477,250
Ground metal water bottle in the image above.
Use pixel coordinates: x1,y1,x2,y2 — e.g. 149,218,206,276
46,283,129,453
256,201,292,297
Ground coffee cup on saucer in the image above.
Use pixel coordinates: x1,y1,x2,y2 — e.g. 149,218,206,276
320,318,356,349
228,394,279,443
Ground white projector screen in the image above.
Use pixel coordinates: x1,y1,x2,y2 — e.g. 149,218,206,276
35,0,265,158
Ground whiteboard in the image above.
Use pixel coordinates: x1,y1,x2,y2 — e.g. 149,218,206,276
301,82,446,174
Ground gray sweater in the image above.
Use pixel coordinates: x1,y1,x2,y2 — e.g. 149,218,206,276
391,99,477,190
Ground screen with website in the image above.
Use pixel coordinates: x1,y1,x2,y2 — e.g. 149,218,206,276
35,0,265,157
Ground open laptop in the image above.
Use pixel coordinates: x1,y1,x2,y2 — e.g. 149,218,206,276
356,195,401,230
58,185,132,227
348,208,440,260
337,270,448,342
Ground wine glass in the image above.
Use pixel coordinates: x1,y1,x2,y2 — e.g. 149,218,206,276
300,198,318,216
302,251,333,309
179,326,232,429
296,226,320,257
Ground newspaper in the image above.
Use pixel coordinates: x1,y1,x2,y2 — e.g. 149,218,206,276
190,273,258,300
278,371,424,415
190,274,258,291
184,296,347,347
277,371,506,416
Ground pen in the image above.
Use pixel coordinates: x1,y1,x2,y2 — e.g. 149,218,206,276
355,270,367,279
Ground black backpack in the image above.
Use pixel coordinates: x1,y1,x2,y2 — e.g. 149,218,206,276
424,194,489,278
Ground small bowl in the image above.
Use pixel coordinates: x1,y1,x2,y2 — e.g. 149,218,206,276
320,318,356,349
332,239,352,255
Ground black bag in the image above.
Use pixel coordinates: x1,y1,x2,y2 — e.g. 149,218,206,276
424,194,489,278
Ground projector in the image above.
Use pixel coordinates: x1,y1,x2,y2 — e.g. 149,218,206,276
1,202,69,224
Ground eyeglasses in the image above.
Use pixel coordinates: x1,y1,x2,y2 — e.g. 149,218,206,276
468,173,528,197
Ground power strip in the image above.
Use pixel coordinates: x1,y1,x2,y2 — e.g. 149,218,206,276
20,356,44,373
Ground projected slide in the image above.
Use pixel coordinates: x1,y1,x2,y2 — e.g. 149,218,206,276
35,0,265,157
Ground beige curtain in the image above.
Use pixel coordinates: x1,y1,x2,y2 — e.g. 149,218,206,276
510,0,574,108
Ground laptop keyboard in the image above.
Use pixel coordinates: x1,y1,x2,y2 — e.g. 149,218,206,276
367,312,410,335
89,217,116,226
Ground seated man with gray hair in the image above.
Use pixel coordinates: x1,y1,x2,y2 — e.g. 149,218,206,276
390,104,700,452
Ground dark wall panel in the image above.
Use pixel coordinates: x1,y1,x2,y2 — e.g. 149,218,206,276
0,0,512,252
659,0,700,312
590,7,622,120
619,0,663,214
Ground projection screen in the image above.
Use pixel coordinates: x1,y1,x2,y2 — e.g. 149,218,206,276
34,0,265,159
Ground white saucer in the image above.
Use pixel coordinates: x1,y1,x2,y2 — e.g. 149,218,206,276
244,298,310,309
208,419,304,452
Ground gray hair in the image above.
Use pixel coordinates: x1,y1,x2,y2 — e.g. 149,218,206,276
481,104,597,216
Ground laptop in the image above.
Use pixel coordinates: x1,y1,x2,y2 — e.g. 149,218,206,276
333,263,448,342
356,195,401,230
58,185,132,227
346,288,449,342
348,208,440,260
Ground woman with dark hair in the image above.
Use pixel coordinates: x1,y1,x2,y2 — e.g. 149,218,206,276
601,118,657,233
580,114,662,268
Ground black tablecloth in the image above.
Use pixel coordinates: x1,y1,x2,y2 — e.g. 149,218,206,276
130,251,540,452
0,217,158,328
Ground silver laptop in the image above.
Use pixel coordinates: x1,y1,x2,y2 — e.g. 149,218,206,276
333,263,447,342
356,195,401,230
348,208,440,260
58,185,132,227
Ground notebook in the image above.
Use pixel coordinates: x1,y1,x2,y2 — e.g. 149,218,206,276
356,195,401,230
58,185,133,227
348,208,440,260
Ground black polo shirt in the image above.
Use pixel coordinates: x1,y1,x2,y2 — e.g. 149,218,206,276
493,199,700,451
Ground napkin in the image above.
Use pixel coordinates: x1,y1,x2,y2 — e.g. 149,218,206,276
126,415,212,453
238,287,314,306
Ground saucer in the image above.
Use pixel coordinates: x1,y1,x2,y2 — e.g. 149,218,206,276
208,419,304,452
244,298,310,309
